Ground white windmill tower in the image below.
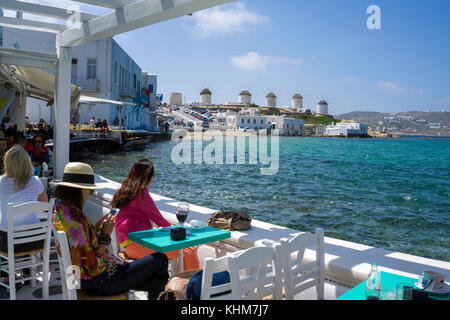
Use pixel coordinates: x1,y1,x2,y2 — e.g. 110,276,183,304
291,93,303,110
197,79,221,106
238,90,252,105
200,88,212,105
315,92,337,115
316,100,328,115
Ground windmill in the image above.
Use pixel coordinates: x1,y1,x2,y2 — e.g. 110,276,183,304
289,84,311,113
238,81,258,106
196,79,221,106
315,91,337,116
263,85,283,108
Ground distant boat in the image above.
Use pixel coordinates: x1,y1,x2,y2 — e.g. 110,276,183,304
123,136,152,150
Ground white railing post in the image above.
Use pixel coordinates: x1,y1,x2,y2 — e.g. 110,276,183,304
54,46,71,179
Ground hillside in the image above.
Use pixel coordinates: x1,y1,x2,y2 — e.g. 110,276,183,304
336,111,450,136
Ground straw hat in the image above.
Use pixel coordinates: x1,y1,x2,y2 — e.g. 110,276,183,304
51,162,102,190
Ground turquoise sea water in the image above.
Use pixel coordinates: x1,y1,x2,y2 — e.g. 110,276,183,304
90,137,450,262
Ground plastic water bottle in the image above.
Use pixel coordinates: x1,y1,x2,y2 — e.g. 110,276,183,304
365,262,381,300
42,162,49,178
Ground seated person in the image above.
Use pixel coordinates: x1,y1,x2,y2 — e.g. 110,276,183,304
25,134,49,176
0,123,6,136
6,132,27,150
0,145,48,252
112,159,201,270
102,120,109,134
52,162,169,299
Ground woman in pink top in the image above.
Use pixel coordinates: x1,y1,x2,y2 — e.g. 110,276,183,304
112,159,200,270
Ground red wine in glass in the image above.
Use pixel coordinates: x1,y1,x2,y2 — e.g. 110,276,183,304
176,203,189,226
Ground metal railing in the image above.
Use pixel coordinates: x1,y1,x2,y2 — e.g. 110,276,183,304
119,87,138,98
71,78,100,91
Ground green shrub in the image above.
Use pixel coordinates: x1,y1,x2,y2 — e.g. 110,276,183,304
296,114,341,125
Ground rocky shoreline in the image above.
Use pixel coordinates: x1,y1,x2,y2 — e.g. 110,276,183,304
367,127,395,138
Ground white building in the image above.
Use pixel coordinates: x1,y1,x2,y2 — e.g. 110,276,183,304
325,122,369,137
225,114,304,135
266,116,305,135
238,90,252,105
2,25,148,130
141,72,158,129
200,88,212,105
169,93,183,106
265,92,277,107
316,100,329,115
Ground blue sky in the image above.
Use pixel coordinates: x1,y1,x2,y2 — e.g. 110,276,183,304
13,0,450,114
112,0,450,114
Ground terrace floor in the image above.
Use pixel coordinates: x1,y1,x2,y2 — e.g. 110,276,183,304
0,252,352,301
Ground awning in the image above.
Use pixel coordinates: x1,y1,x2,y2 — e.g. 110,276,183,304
79,95,136,106
0,64,80,110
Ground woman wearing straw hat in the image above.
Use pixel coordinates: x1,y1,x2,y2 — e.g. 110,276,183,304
52,162,169,299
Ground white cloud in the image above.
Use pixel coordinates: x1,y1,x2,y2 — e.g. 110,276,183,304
377,81,424,95
231,52,302,71
377,81,407,94
191,2,269,37
344,76,360,83
437,97,450,107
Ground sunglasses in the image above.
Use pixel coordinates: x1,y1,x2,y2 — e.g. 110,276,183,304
34,140,43,144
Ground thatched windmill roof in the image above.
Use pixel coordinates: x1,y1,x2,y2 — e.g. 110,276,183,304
239,90,252,96
200,88,212,95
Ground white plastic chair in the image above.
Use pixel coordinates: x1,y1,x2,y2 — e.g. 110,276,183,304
53,228,134,300
0,200,54,300
201,245,283,300
278,228,325,300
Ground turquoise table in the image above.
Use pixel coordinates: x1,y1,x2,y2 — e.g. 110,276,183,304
128,226,231,272
337,271,450,300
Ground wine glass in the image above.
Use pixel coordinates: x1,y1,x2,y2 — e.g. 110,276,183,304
176,202,189,227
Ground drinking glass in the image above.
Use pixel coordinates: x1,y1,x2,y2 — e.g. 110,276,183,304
176,202,189,227
380,288,396,300
396,283,413,300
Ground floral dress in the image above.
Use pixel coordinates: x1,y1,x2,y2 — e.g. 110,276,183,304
52,199,124,283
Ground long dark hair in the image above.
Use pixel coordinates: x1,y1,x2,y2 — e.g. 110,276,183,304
54,185,83,209
111,159,155,209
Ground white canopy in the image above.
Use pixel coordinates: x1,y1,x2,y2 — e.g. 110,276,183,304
0,0,236,178
79,95,136,106
0,64,81,110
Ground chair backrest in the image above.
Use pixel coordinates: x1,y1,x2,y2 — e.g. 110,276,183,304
6,200,54,258
52,228,78,300
278,228,325,300
201,245,282,300
201,255,233,300
229,245,282,300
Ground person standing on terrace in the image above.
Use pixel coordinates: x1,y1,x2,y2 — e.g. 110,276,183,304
52,162,169,299
89,117,95,129
112,159,201,270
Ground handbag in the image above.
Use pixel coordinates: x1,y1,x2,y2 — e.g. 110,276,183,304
206,208,252,231
157,269,201,300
